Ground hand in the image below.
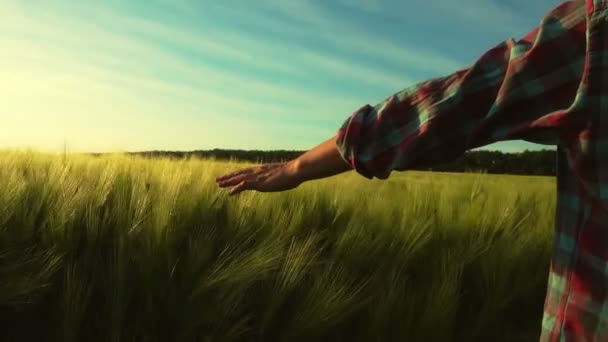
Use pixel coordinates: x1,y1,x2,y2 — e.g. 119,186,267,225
215,136,352,196
215,161,302,195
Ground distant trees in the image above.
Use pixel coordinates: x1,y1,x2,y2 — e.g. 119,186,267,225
130,149,305,164
128,148,557,176
423,149,557,176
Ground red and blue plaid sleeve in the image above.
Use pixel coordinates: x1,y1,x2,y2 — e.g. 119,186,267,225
336,1,587,180
336,1,608,340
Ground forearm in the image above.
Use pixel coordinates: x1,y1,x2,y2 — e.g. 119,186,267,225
291,135,353,183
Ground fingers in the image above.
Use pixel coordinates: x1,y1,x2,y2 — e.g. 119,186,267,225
217,173,252,188
216,163,280,183
216,163,283,195
215,167,254,182
221,172,272,195
228,180,251,196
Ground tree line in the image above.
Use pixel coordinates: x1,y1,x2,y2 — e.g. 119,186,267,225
127,148,558,176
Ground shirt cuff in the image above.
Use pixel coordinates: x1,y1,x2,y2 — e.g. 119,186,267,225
335,104,376,179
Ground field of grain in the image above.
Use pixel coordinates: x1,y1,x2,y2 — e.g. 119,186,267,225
0,151,557,341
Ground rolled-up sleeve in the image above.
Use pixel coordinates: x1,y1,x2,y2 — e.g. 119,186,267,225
336,1,587,179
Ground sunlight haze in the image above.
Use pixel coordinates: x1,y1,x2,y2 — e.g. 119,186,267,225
1,0,562,153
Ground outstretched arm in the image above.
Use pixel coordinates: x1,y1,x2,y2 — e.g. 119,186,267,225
217,0,587,193
215,136,352,195
337,1,586,179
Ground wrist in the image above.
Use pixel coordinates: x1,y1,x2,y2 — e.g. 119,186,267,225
288,157,307,184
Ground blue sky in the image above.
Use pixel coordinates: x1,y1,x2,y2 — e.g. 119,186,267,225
1,0,562,153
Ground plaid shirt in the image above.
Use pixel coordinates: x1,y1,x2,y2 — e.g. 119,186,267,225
336,0,608,340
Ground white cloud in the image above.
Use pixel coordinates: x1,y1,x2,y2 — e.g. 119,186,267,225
341,0,383,13
1,7,357,111
2,1,412,105
170,1,464,74
409,0,564,37
266,0,463,65
0,0,555,153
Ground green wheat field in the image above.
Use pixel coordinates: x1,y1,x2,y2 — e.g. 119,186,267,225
0,151,556,341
